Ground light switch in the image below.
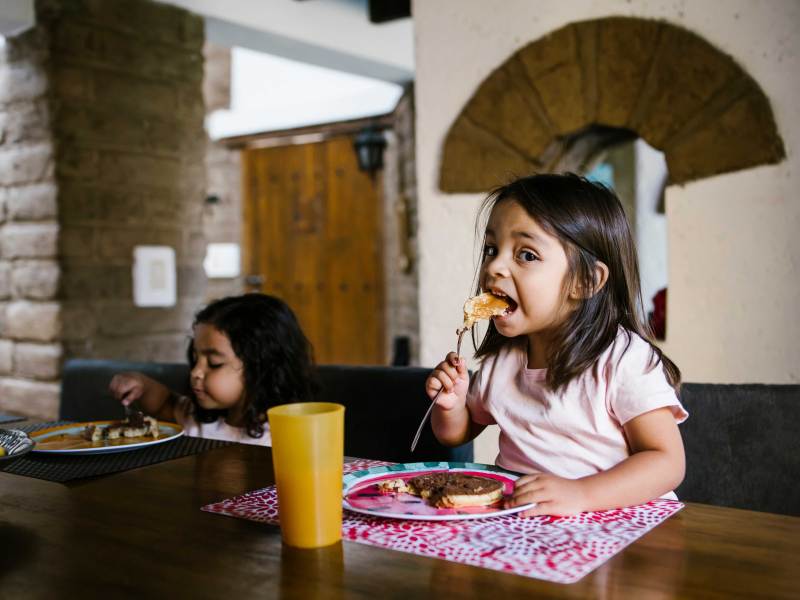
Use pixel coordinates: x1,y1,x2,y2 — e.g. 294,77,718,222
133,246,176,307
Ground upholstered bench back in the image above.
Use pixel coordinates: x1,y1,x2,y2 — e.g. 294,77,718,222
62,362,798,514
677,383,800,516
59,359,472,464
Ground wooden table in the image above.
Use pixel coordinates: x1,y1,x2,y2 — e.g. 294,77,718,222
1,443,798,598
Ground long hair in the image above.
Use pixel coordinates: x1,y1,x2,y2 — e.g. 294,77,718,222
474,173,681,391
186,293,317,437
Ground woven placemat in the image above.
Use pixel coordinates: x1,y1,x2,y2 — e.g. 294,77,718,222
0,414,26,424
0,422,233,483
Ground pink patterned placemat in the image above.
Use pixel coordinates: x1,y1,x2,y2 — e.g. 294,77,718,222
202,459,683,584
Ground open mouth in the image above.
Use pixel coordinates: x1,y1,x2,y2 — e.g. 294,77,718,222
490,291,518,316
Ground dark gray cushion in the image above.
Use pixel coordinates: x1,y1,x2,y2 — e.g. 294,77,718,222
315,365,473,464
59,359,472,464
677,383,800,516
61,361,798,514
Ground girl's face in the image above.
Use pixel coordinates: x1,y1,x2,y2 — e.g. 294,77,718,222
190,323,246,412
480,200,576,340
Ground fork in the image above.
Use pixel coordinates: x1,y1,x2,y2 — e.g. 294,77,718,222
410,327,468,453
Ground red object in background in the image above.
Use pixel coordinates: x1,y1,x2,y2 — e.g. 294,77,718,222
648,288,667,340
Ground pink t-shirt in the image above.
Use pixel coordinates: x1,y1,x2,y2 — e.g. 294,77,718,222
174,397,271,446
467,329,687,482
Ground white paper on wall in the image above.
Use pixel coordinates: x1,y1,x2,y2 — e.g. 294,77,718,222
133,245,176,307
203,243,241,278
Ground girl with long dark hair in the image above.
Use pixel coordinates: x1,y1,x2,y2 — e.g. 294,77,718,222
426,173,687,516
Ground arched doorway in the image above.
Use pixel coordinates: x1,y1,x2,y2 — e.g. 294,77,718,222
438,17,784,192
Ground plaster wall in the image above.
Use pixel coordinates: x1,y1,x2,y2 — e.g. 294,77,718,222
413,0,800,461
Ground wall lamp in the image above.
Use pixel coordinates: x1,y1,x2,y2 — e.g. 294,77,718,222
353,126,387,177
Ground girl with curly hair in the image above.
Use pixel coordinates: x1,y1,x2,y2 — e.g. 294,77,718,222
109,294,316,445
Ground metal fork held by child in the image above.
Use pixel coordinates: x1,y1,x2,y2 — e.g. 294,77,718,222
409,327,468,453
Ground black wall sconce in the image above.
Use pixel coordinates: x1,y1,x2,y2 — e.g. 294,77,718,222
353,126,387,177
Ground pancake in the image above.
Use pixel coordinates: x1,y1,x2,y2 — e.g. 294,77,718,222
82,413,160,442
407,472,504,508
462,293,510,329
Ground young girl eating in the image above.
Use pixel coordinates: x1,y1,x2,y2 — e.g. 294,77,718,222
426,173,688,516
109,293,316,445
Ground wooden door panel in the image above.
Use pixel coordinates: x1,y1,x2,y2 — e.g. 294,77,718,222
244,136,384,365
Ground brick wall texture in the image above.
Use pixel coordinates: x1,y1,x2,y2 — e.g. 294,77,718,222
0,25,61,417
0,0,208,418
202,42,244,302
440,16,786,192
382,86,420,364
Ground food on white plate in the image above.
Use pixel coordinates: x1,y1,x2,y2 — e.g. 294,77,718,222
82,412,160,442
376,478,412,494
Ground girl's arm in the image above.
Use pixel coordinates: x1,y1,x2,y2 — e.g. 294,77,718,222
510,407,685,516
108,372,179,423
427,353,486,446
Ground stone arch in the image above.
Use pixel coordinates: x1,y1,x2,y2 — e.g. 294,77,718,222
439,17,785,192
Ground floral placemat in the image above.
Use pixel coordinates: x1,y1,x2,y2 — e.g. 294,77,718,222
201,459,683,584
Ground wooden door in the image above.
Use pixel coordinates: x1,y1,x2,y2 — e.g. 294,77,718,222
243,136,384,365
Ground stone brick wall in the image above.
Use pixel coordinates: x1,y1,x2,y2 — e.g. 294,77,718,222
44,0,208,373
440,16,785,192
203,42,244,302
0,27,61,417
203,139,243,301
0,0,209,418
382,86,420,365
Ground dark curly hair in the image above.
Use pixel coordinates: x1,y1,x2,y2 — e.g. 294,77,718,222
474,173,681,391
186,293,317,438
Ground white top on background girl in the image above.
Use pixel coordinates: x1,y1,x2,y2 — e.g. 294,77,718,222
109,293,317,446
426,173,688,517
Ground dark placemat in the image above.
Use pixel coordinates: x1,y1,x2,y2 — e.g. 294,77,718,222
0,422,234,483
0,414,26,424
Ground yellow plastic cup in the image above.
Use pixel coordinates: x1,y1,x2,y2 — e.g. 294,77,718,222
268,402,345,548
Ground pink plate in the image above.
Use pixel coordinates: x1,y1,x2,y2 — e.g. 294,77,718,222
342,462,534,521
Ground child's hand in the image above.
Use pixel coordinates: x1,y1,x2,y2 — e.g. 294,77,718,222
109,372,149,407
425,352,469,411
507,473,589,517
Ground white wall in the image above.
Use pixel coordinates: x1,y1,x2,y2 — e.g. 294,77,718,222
414,0,800,461
635,140,668,316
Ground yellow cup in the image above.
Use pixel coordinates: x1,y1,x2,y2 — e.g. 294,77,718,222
268,402,345,548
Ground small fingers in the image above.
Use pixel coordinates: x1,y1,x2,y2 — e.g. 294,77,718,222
426,372,455,399
434,371,456,394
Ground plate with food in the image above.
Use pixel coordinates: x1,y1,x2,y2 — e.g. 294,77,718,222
342,461,534,521
30,413,183,454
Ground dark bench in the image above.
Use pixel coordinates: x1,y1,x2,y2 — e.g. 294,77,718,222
677,383,799,516
59,359,472,464
60,361,799,515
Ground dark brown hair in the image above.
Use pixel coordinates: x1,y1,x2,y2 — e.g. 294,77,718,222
473,173,681,391
187,293,317,438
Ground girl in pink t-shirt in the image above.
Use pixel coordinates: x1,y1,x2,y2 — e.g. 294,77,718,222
426,173,687,516
109,294,316,446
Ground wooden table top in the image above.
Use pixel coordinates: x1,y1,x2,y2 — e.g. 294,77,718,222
1,442,798,598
